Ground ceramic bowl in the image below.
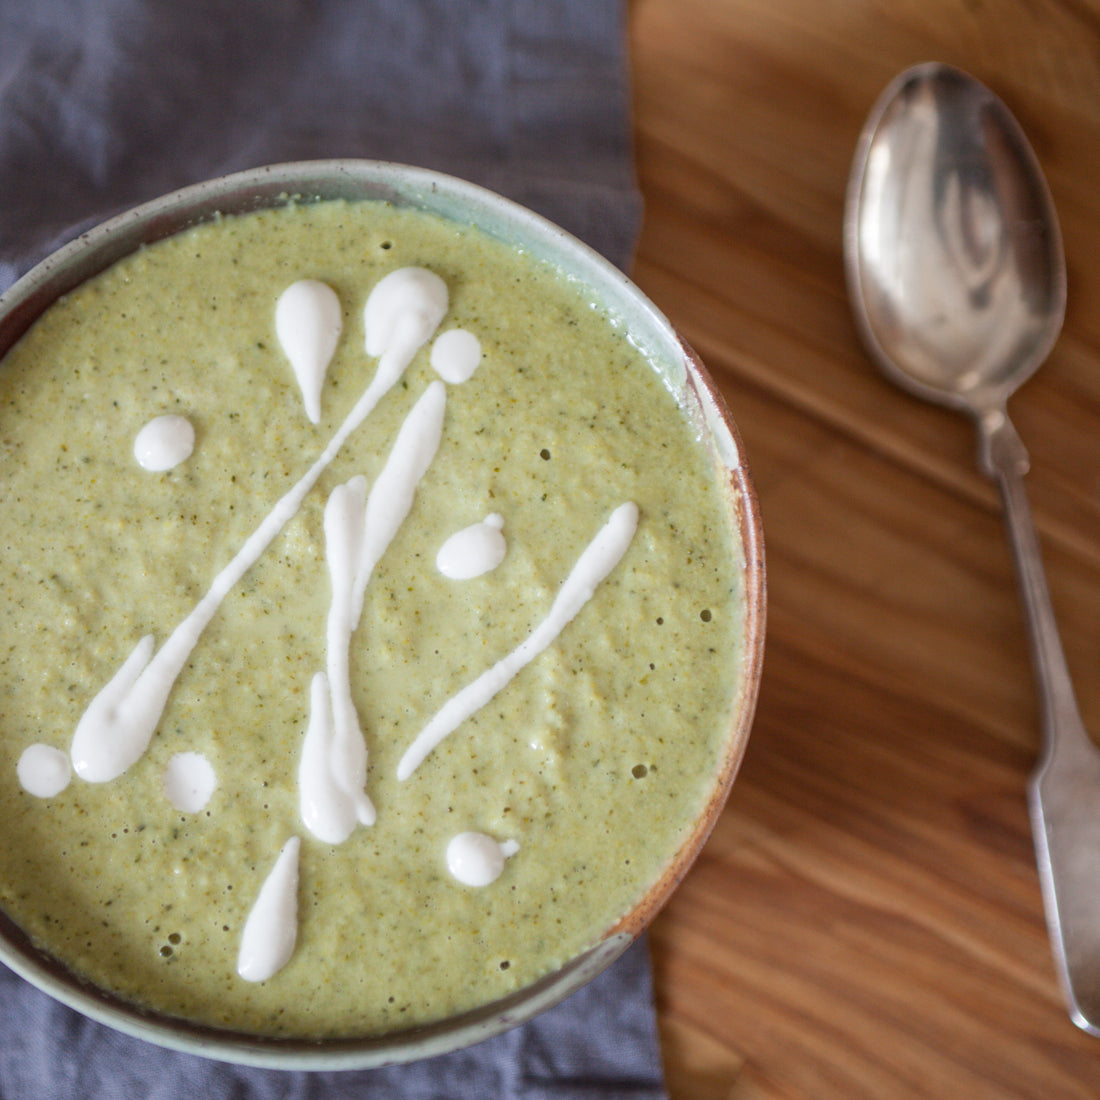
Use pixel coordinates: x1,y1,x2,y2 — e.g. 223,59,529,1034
0,160,765,1068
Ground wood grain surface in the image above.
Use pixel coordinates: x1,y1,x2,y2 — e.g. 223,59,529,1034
627,2,1100,1096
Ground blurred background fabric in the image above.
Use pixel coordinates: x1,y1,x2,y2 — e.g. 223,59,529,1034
0,0,643,289
0,2,664,1097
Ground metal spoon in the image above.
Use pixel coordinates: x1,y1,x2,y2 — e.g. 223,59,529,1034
844,61,1100,1035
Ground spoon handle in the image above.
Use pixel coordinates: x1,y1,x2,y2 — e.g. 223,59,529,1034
980,410,1100,1036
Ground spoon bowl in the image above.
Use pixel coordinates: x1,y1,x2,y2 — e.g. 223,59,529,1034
845,62,1100,1038
845,62,1066,418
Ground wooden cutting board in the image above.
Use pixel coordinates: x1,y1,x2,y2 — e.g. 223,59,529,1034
628,1,1100,1095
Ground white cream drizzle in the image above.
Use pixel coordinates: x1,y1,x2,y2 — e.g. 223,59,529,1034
307,477,376,838
69,267,448,784
436,514,506,580
430,328,482,383
446,832,519,887
16,744,71,798
298,672,359,843
134,414,195,472
365,267,448,364
29,252,651,989
350,379,447,625
275,279,343,424
162,751,217,813
396,501,639,781
298,381,448,842
237,836,300,983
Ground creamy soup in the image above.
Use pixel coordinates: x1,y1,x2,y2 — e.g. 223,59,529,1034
0,200,745,1037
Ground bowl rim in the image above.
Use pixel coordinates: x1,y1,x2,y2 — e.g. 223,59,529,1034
0,157,765,1068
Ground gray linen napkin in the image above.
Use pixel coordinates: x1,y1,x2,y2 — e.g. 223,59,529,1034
0,2,667,1098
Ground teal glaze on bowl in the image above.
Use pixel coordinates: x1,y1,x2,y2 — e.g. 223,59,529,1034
0,160,765,1069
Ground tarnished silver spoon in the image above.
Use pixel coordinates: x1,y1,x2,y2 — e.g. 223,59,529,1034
844,61,1100,1035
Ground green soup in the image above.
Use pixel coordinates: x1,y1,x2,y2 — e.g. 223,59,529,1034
0,199,745,1037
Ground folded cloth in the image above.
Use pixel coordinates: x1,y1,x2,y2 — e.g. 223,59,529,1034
0,2,666,1098
0,0,642,289
0,939,666,1099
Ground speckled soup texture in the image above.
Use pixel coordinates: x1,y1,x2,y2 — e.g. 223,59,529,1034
0,200,745,1038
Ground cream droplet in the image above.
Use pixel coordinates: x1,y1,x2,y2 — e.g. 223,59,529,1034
17,744,71,798
163,751,217,813
436,514,506,580
238,837,301,982
134,415,195,471
364,267,448,362
430,328,482,383
276,280,343,423
446,832,519,887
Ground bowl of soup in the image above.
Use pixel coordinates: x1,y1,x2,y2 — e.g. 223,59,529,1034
0,160,764,1067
